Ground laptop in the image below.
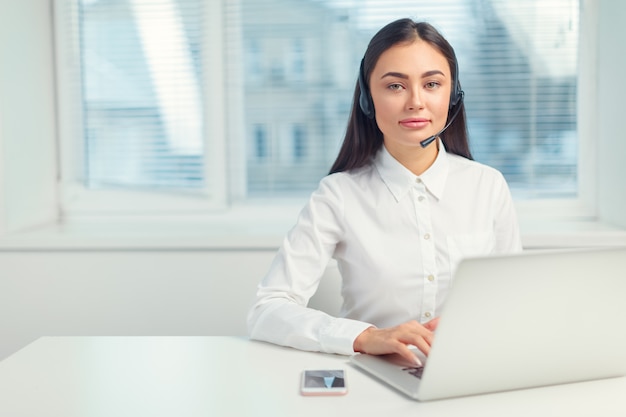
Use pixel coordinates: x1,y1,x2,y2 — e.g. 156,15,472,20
350,247,626,401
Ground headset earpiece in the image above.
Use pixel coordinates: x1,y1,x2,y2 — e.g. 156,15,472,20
449,53,462,109
358,59,375,119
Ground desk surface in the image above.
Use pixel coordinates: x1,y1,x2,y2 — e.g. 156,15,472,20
0,336,625,417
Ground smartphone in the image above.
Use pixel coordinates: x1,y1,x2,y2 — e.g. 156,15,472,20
300,369,348,396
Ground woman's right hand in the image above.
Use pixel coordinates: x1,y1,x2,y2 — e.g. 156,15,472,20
352,319,437,366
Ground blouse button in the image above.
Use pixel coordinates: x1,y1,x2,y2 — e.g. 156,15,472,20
418,195,425,202
423,233,431,240
424,312,432,318
427,275,435,282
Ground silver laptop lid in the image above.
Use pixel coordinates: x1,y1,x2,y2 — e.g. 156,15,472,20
352,248,626,401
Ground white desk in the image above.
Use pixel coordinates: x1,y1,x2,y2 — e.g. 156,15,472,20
0,337,625,417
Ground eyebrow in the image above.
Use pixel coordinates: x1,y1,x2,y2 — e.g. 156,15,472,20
380,70,445,79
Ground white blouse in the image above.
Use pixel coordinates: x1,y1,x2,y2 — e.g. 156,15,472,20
247,141,522,355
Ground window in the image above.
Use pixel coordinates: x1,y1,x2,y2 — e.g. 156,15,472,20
55,0,581,215
80,0,205,190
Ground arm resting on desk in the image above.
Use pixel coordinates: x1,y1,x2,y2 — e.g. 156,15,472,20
248,297,372,355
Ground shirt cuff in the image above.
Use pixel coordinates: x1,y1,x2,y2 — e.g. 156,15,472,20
319,317,375,355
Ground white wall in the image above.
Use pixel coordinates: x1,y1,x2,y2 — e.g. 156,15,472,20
0,249,343,360
0,0,58,234
596,1,626,228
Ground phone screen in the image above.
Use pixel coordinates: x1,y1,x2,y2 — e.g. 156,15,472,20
301,370,347,396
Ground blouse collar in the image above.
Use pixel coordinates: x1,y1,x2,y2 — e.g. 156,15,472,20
374,139,450,202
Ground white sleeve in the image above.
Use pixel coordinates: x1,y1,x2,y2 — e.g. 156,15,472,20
246,176,372,355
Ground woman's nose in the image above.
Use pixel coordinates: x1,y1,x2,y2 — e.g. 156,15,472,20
406,88,424,110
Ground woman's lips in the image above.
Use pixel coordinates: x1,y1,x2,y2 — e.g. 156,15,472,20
399,118,430,129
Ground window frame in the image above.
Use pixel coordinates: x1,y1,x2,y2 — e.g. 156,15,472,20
54,0,229,216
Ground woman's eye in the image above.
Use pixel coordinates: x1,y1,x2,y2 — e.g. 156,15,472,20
425,81,441,89
388,83,403,91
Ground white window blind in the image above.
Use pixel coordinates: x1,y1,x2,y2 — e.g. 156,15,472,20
61,0,579,207
76,0,206,191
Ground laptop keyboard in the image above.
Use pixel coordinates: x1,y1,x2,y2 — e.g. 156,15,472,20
402,366,424,379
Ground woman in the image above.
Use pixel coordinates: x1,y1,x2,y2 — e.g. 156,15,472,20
247,18,522,366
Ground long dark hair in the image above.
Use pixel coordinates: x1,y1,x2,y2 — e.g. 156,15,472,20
329,19,472,175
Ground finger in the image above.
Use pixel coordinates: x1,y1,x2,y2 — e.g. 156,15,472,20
396,332,433,357
405,320,435,342
396,344,423,367
412,336,431,356
398,326,434,347
424,317,440,331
